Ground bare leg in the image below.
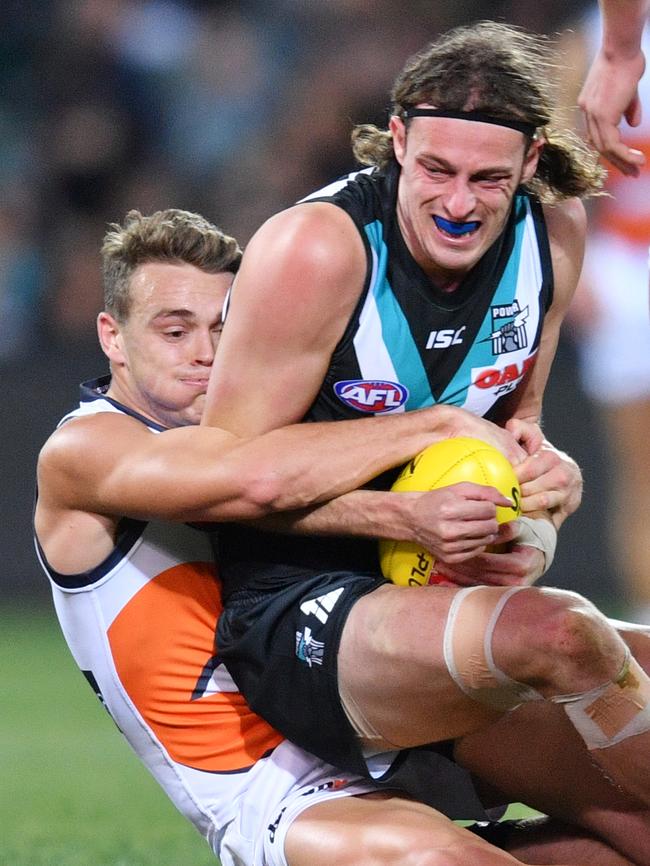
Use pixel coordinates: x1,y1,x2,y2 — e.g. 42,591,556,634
338,583,503,748
455,700,650,865
285,793,631,866
490,588,650,810
338,584,650,809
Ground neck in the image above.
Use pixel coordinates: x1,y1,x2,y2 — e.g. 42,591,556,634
105,373,159,426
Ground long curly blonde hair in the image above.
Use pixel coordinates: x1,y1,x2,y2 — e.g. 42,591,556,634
352,21,604,203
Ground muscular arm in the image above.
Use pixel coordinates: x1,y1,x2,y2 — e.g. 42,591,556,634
504,198,587,523
578,0,648,175
201,203,367,435
258,484,517,564
37,403,485,526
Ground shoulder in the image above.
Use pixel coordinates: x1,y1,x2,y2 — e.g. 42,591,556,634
38,412,154,489
242,202,367,290
542,196,587,241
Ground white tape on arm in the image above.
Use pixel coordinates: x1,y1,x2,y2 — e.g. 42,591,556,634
516,516,558,572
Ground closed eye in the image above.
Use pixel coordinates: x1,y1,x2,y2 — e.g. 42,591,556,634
473,173,511,187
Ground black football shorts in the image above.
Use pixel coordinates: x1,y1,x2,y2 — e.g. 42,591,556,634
217,566,504,821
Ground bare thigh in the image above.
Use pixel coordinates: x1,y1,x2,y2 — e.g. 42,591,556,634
337,583,502,748
284,793,556,866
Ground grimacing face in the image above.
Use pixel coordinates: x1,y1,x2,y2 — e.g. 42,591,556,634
390,113,541,290
101,261,233,427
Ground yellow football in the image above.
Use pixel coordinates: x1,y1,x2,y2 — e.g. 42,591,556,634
379,437,521,587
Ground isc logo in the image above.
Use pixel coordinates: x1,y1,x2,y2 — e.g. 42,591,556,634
334,379,409,413
425,326,466,349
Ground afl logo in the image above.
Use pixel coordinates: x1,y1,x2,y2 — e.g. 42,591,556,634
334,379,409,413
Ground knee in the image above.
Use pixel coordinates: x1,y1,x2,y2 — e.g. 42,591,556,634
493,587,627,695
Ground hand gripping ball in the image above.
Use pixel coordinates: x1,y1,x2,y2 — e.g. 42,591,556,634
379,437,521,587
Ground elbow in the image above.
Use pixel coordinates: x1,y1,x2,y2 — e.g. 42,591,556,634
235,466,288,517
236,461,329,516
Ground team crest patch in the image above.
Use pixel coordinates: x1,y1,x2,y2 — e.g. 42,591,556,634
334,379,409,413
483,301,529,355
295,627,324,667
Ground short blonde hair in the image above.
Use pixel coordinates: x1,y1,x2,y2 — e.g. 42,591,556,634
102,209,242,321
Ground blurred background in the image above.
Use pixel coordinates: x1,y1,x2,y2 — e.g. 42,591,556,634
3,0,636,612
3,0,650,858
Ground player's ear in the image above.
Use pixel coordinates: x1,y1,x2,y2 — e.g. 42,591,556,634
389,115,407,166
97,311,126,365
521,136,543,184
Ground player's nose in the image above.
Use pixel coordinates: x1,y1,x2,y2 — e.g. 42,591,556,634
443,177,476,219
193,330,216,365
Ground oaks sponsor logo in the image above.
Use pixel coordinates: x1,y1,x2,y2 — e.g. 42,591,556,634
473,354,536,397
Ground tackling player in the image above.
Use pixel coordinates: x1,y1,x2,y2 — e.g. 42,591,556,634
36,208,612,866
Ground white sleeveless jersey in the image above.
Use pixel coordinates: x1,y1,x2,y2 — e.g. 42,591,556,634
34,379,377,866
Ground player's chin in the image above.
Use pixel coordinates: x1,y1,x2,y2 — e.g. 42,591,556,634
189,389,207,407
174,397,206,426
429,240,483,273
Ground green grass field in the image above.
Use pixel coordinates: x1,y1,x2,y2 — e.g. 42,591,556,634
2,606,216,866
2,606,537,866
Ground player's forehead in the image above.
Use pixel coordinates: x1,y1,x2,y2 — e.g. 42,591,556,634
127,261,232,321
407,115,526,168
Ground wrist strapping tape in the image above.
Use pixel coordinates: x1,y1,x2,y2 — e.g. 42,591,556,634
516,516,557,572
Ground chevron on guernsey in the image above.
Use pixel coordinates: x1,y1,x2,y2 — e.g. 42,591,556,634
334,379,409,412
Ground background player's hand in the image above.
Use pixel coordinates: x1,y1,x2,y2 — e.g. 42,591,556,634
578,48,646,176
406,483,514,563
433,532,545,587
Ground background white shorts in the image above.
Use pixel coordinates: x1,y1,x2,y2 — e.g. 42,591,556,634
576,235,650,404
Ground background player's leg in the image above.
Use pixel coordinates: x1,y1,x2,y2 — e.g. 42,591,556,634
603,399,650,624
455,700,650,866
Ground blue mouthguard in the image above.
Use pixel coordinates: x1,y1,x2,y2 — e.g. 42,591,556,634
433,215,480,236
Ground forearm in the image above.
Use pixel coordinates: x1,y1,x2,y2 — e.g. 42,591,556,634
237,399,534,516
256,483,523,566
113,408,460,522
600,0,649,58
255,489,422,542
55,406,465,525
226,405,464,514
